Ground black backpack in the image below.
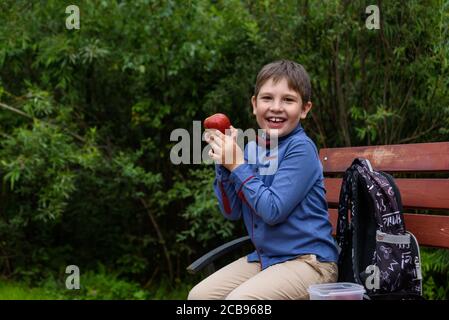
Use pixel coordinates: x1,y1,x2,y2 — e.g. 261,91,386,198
336,158,423,300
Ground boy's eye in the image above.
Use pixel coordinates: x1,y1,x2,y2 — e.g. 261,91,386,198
284,98,295,102
261,96,272,100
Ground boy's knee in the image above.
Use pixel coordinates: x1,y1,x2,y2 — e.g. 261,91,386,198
225,289,254,300
187,283,215,300
187,284,205,300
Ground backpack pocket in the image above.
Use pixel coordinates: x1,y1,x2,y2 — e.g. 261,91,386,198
370,231,421,293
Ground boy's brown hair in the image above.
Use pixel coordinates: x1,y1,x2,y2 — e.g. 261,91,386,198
254,60,311,103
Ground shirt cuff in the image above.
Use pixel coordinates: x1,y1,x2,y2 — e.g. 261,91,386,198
229,164,256,193
215,164,231,182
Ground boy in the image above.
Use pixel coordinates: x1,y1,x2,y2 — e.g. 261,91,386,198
188,60,338,300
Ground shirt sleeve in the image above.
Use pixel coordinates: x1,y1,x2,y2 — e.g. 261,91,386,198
213,164,242,221
229,140,320,225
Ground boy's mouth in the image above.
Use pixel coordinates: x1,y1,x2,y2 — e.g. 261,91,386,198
266,117,286,123
266,117,286,129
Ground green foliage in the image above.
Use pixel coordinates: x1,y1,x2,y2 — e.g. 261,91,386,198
0,280,58,300
176,167,238,247
53,268,148,300
421,248,449,300
0,268,196,300
350,105,401,144
0,0,448,299
1,122,78,221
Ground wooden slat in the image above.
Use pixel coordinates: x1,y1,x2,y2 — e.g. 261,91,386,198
328,209,449,248
329,208,338,233
320,142,449,173
324,178,449,210
395,179,449,210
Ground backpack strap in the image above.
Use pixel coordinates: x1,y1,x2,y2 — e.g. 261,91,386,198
336,159,367,285
336,164,355,246
352,158,406,234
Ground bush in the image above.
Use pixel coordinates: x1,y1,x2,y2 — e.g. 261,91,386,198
421,248,449,300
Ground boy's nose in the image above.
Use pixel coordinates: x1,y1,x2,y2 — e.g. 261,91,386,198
269,99,284,112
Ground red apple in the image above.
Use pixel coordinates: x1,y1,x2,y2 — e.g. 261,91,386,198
203,113,231,134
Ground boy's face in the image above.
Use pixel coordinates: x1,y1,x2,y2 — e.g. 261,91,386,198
251,77,312,137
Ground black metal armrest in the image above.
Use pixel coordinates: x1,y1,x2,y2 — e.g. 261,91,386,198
186,236,251,274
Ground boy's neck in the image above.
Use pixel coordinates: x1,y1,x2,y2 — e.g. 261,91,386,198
267,122,302,139
257,122,303,146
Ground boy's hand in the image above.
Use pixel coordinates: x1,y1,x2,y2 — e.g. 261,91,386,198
205,125,244,171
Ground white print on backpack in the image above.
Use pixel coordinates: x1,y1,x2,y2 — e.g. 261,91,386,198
382,211,402,227
415,256,422,280
380,270,390,283
387,186,394,196
380,199,387,212
387,260,399,272
373,174,390,188
379,245,392,259
401,252,412,269
376,198,387,212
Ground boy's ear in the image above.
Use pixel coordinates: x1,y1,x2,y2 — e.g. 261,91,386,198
300,101,313,119
251,96,257,115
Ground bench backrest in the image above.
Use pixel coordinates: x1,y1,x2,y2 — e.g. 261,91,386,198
319,142,449,249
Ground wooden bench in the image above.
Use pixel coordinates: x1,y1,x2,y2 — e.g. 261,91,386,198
187,141,449,275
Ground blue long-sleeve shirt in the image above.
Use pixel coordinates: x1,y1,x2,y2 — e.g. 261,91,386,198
213,123,338,270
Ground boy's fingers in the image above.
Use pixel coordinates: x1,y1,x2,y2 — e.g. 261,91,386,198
213,129,225,139
204,131,211,142
209,140,220,151
231,127,239,141
205,129,222,139
230,126,238,141
206,132,219,144
208,146,218,157
225,126,234,136
211,132,226,145
208,149,219,163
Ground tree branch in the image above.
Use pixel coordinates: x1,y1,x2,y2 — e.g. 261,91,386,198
333,38,351,146
0,102,86,143
0,102,33,119
140,197,174,283
397,120,439,144
390,77,415,144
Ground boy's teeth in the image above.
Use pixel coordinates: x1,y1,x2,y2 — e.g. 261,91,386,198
268,117,285,122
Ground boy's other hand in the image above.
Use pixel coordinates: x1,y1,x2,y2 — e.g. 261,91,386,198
205,125,244,171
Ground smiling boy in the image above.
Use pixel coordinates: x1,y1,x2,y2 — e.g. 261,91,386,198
189,60,338,300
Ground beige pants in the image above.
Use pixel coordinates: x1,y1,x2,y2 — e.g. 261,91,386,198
188,254,338,300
